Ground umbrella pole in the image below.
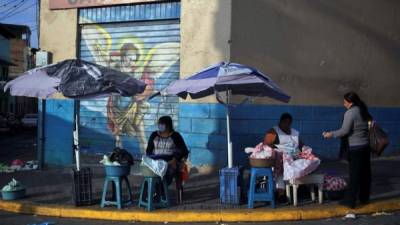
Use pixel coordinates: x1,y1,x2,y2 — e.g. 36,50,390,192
226,90,233,168
73,100,80,171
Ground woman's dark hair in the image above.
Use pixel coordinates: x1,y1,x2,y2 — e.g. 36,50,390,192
344,92,372,121
158,116,174,131
279,113,293,123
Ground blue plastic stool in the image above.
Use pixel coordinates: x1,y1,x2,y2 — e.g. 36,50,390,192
100,176,133,209
138,177,170,211
247,167,275,209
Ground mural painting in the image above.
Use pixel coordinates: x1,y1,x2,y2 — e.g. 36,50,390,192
79,20,180,155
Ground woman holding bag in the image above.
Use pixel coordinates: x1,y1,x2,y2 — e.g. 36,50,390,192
322,92,372,209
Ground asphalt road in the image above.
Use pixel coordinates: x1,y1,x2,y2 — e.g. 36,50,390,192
1,210,400,225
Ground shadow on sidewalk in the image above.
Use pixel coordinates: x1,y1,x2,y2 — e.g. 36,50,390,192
0,156,398,210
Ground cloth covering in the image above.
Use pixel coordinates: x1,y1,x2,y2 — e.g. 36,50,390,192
282,146,320,180
246,143,320,188
245,142,274,159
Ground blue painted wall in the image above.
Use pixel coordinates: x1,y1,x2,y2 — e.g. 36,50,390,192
179,103,400,169
42,99,74,166
43,101,400,168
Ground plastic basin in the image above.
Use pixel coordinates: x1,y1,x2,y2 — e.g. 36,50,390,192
1,189,26,200
249,158,275,168
104,165,130,177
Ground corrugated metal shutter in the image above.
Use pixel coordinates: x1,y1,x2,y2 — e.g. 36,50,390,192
79,1,180,24
79,19,180,158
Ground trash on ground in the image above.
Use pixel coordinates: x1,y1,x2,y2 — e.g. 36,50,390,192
0,160,39,173
0,163,10,173
372,212,394,216
11,159,24,166
27,222,56,225
343,213,356,219
23,160,39,170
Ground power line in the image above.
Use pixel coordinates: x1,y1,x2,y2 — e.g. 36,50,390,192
35,0,37,37
2,0,27,18
0,0,17,8
0,0,25,16
0,0,26,20
17,19,38,23
0,1,36,21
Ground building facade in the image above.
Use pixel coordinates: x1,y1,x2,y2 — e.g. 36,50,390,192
40,0,400,173
0,26,15,112
0,23,37,115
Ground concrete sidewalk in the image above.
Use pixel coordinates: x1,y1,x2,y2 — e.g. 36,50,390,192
0,156,399,222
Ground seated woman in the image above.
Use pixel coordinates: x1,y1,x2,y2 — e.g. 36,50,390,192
264,113,304,151
146,116,189,186
263,113,304,202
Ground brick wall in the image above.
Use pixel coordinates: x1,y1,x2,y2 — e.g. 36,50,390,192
8,39,28,79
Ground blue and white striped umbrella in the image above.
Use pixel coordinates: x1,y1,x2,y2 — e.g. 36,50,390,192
156,62,290,103
153,62,291,168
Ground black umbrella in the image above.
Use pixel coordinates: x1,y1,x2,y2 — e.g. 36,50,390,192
4,59,147,170
5,59,146,99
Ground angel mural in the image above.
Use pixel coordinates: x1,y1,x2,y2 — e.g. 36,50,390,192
80,23,180,152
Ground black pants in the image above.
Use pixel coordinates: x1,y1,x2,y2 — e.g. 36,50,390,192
345,146,371,207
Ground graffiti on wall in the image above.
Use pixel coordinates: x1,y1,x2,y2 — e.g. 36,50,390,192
80,21,180,153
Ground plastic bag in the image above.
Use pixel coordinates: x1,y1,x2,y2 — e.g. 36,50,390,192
99,155,120,166
2,178,25,192
245,142,274,159
142,156,168,178
282,146,320,180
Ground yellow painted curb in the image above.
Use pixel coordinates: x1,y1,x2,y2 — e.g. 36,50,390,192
0,198,399,222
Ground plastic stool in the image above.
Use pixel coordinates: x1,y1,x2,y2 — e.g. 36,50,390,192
100,176,133,209
247,167,275,209
138,176,170,211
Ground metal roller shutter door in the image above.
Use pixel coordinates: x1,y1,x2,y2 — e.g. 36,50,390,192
79,20,180,158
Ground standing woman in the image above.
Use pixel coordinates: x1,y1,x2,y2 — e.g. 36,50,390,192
322,92,372,208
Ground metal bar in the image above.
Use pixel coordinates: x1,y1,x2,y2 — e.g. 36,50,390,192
37,98,45,169
226,90,233,168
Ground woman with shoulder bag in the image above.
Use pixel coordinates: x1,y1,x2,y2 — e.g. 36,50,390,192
322,92,372,209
